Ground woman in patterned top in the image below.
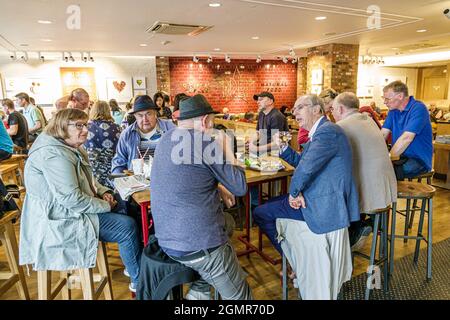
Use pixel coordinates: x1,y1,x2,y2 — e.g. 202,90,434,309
85,101,121,188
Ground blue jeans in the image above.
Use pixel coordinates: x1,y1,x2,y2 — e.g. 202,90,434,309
403,157,428,179
98,212,142,284
253,194,304,254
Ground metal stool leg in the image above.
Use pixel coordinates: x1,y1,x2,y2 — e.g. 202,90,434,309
427,198,433,281
389,203,397,276
413,199,427,265
404,199,411,243
282,253,288,300
365,214,380,300
382,213,389,293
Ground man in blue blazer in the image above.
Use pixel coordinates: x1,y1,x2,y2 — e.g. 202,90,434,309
253,94,360,254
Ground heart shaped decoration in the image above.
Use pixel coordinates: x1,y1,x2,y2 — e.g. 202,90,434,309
136,79,143,86
113,80,126,93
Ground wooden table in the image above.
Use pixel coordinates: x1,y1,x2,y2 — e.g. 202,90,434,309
434,142,450,189
0,164,19,185
1,155,27,186
129,159,295,251
237,159,295,265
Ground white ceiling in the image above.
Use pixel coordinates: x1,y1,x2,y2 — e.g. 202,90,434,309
0,0,450,61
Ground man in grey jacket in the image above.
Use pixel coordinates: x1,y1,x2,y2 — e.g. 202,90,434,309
150,94,252,300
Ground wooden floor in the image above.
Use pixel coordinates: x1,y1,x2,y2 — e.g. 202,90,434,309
1,180,449,300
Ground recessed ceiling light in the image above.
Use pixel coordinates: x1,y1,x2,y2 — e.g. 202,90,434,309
251,36,260,40
19,44,29,47
214,48,221,51
139,44,148,47
38,20,52,24
209,3,221,7
40,39,52,42
391,47,399,50
416,29,427,33
315,16,327,21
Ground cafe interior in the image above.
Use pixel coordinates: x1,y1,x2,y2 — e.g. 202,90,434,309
0,0,449,301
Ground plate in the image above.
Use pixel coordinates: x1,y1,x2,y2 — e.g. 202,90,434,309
244,157,285,172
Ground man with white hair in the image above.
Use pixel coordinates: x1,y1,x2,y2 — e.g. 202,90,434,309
331,92,397,250
150,94,252,300
254,94,359,299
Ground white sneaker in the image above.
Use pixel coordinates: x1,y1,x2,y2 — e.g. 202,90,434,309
185,289,211,300
129,282,137,293
123,269,130,278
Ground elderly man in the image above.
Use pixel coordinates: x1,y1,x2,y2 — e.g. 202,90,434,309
331,92,397,250
68,88,90,111
381,81,433,179
14,92,45,143
112,95,174,174
150,94,252,300
253,94,359,299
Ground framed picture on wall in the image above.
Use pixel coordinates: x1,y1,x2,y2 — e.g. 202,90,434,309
133,77,146,90
311,69,324,85
311,85,322,95
60,67,97,100
106,78,133,102
133,89,147,96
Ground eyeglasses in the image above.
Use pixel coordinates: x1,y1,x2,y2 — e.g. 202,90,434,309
68,123,88,130
382,94,399,102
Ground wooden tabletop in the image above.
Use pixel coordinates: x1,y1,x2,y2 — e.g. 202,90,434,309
130,158,296,205
434,142,450,151
0,210,19,227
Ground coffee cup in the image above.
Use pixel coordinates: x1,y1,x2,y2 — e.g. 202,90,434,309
132,158,144,175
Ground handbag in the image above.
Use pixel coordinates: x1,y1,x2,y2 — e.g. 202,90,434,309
0,178,19,219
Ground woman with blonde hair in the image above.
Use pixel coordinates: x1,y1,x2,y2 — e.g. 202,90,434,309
19,108,141,292
85,100,121,188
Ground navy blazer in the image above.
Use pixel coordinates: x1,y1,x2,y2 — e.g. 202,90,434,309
281,118,360,234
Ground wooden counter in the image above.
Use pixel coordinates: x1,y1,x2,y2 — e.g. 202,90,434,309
434,142,450,188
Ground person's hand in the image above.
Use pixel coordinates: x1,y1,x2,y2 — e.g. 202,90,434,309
218,184,236,208
103,193,117,210
289,193,306,210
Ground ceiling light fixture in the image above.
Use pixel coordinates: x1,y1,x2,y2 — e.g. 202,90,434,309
20,52,28,62
37,51,45,62
68,52,75,62
315,16,327,20
9,52,17,61
282,56,288,63
225,54,231,63
251,36,259,40
40,39,52,42
416,29,427,33
209,3,221,7
193,55,199,63
207,55,213,63
139,44,148,47
81,52,87,62
88,52,94,62
289,48,296,57
37,20,52,24
291,57,297,64
214,48,221,51
256,55,262,63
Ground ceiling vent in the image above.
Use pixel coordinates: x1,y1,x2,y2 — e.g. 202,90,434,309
146,21,212,36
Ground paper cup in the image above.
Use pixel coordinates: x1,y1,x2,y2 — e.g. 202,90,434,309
132,158,144,175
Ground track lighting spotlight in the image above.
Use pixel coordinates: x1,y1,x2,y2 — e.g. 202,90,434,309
207,55,213,63
193,55,199,63
67,52,74,62
38,51,45,62
9,52,17,61
256,55,262,63
81,52,88,62
88,52,94,62
20,52,28,62
289,48,296,57
225,54,231,63
291,57,297,64
282,56,288,63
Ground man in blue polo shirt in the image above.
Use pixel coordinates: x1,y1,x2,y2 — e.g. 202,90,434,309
381,81,433,179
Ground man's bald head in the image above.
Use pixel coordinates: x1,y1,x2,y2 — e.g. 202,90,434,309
69,88,90,111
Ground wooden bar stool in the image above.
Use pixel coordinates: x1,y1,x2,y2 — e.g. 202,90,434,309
0,210,30,299
37,242,114,300
352,206,391,300
0,164,20,186
390,181,435,281
0,154,27,186
406,170,434,231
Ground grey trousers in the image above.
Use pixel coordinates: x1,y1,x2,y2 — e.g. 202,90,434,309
170,242,253,300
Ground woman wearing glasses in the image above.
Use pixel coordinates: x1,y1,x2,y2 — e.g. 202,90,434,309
19,108,141,293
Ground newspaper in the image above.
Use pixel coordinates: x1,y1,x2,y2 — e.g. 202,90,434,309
113,175,150,200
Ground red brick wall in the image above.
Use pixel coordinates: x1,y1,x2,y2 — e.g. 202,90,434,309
168,57,297,113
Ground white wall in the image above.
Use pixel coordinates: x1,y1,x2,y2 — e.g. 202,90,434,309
357,64,419,110
0,56,157,118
